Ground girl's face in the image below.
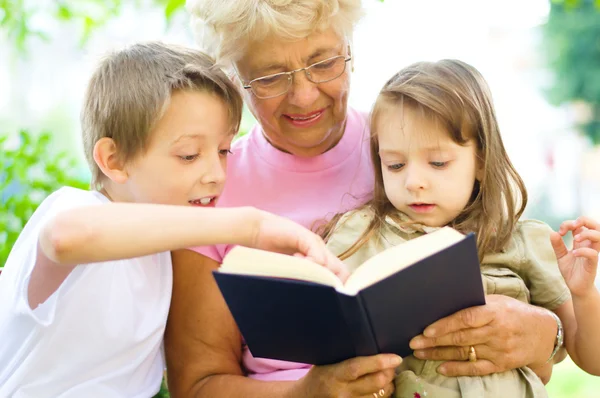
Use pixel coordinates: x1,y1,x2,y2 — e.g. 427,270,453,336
234,27,351,157
376,104,482,227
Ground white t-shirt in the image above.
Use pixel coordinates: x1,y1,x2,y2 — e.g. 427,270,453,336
0,187,173,398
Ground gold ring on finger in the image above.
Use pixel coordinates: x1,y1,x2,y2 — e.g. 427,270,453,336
468,345,477,362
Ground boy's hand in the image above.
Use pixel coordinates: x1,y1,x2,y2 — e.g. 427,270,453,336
251,211,349,282
551,216,600,298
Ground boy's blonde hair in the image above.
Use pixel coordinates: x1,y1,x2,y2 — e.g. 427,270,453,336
82,42,243,190
323,60,528,259
187,0,363,65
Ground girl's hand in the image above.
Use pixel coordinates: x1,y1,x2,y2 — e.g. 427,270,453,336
250,210,349,282
296,354,400,398
550,216,600,298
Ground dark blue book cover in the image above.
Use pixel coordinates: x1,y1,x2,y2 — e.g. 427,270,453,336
213,233,485,365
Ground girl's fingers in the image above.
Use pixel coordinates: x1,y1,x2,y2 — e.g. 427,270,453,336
575,216,600,232
550,232,569,258
558,220,577,235
574,229,600,245
573,247,599,263
572,226,586,238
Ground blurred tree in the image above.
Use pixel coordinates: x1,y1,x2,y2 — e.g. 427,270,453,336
542,0,600,144
0,0,186,51
1,0,384,52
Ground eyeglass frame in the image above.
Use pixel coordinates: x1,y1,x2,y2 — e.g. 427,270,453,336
236,53,352,100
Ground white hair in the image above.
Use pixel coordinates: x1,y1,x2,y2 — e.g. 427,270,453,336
187,0,363,66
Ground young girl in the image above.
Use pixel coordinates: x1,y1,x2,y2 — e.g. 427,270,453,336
323,59,600,398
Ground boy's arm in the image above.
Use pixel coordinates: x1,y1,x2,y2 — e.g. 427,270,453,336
29,204,259,308
30,203,346,308
39,204,261,265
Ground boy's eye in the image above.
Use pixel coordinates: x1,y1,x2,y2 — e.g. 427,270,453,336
387,163,404,171
179,154,199,162
430,161,448,168
219,149,233,156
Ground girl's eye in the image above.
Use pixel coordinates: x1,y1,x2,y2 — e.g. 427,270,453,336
179,154,198,162
219,149,233,156
430,161,448,168
387,163,404,171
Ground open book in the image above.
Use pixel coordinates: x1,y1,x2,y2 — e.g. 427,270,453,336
214,227,485,365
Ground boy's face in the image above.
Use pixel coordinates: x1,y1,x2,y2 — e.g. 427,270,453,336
376,104,481,227
121,90,234,207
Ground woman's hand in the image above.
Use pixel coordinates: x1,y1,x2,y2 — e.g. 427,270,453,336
296,354,401,398
551,216,600,298
250,210,349,282
408,295,557,377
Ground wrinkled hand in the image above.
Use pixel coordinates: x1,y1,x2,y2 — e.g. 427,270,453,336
408,295,555,376
551,216,600,298
251,210,349,282
297,354,401,398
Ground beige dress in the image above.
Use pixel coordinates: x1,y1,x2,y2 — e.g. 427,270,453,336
326,208,571,398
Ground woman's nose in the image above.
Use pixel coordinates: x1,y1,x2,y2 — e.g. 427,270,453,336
286,71,320,109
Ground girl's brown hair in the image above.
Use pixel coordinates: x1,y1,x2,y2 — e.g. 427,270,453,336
323,59,527,260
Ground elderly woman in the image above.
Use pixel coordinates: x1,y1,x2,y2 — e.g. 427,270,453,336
164,1,564,397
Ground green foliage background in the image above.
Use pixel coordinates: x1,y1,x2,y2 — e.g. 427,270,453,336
542,0,600,144
0,131,89,265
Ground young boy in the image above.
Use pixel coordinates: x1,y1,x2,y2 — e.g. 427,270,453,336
0,42,346,397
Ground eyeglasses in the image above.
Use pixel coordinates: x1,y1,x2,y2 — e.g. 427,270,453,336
239,54,352,99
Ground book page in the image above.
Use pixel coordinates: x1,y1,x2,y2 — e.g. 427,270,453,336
340,227,466,295
220,246,344,288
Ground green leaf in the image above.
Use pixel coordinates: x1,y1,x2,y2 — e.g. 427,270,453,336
164,0,185,22
0,130,89,267
56,4,73,21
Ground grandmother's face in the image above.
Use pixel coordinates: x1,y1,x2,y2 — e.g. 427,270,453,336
235,28,351,157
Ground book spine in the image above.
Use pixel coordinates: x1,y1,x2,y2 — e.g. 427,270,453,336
336,293,380,356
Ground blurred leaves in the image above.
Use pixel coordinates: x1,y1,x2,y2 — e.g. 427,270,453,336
0,131,89,267
160,0,186,22
0,0,187,52
543,0,600,144
551,0,600,8
0,0,47,50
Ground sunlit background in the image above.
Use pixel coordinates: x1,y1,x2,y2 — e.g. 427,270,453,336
1,0,599,396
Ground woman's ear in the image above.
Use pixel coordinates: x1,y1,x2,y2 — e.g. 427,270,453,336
93,137,129,184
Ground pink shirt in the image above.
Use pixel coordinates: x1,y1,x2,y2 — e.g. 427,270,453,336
193,107,374,381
